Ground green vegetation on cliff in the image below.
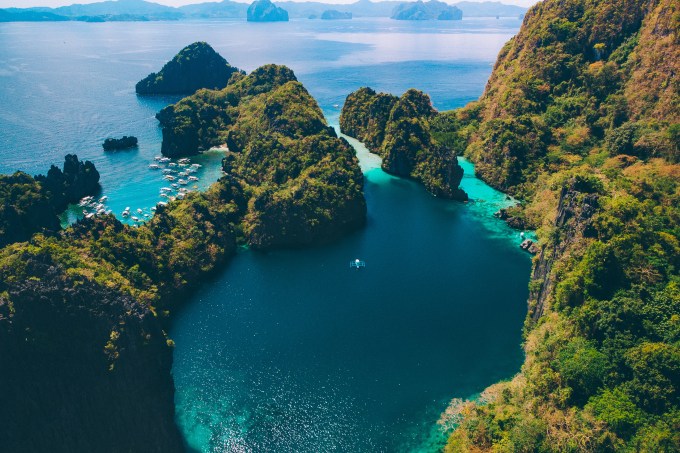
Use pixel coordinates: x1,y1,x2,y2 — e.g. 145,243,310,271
0,154,99,248
0,177,242,452
341,87,467,200
0,62,365,450
159,64,366,247
136,42,241,95
434,0,680,450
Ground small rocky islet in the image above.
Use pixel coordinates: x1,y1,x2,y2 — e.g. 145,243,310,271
102,135,138,151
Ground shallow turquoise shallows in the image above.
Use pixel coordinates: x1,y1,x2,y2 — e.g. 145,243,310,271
0,17,529,452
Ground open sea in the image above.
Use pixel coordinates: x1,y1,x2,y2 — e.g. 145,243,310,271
0,17,528,452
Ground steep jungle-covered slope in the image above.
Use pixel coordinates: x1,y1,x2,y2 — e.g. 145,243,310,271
136,42,241,95
438,0,680,451
0,64,365,451
158,64,366,247
0,154,99,247
341,88,468,200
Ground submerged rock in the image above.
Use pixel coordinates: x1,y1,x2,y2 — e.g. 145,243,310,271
520,239,538,254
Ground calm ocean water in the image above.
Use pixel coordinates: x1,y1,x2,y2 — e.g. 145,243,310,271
0,17,528,452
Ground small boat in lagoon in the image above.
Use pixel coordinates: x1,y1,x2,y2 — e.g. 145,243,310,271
350,259,366,269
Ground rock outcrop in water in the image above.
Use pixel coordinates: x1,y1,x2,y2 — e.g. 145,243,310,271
391,0,462,20
0,154,100,248
247,0,288,22
102,135,138,150
35,154,101,211
341,87,467,200
136,42,240,95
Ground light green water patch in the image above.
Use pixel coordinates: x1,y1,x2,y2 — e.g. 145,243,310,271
336,129,382,173
59,150,225,228
335,121,534,248
457,157,535,244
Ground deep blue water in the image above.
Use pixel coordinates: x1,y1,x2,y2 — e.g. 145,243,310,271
0,17,528,452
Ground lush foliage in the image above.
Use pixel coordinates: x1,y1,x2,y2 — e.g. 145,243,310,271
0,63,367,449
440,0,680,450
0,172,59,247
341,87,468,199
136,41,241,95
159,64,367,247
0,154,100,247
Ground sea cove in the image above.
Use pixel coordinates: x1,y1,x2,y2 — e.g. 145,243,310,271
0,17,528,451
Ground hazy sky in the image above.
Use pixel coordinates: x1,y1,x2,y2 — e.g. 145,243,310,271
1,0,540,8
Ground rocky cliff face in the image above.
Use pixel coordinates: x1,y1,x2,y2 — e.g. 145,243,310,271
442,0,680,450
136,42,240,95
0,62,369,448
0,155,100,248
0,252,183,453
528,182,599,321
156,65,298,157
247,0,288,21
157,63,367,248
341,87,467,200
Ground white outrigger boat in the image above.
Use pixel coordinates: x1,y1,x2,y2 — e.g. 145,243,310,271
350,259,366,269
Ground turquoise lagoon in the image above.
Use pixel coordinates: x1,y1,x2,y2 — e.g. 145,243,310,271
0,17,529,452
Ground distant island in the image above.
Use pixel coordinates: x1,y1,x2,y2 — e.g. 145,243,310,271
136,42,240,95
247,0,289,22
321,10,352,20
391,0,462,20
0,0,526,22
102,136,138,151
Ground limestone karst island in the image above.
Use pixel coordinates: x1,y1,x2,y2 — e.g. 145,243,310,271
0,0,678,451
